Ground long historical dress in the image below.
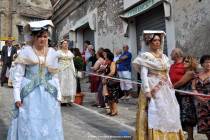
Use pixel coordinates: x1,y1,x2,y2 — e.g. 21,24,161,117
133,52,184,140
57,50,76,103
7,46,64,140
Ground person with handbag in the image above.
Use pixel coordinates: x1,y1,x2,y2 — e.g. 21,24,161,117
103,51,121,116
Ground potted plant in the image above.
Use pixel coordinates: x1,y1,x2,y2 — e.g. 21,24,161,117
73,55,85,105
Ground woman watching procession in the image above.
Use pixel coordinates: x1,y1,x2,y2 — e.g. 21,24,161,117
133,31,184,140
7,20,64,140
192,55,210,140
171,55,198,140
57,40,76,106
102,51,121,116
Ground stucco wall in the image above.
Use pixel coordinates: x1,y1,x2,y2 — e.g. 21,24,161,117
97,0,128,51
55,0,128,51
0,0,52,43
174,0,210,57
0,0,10,37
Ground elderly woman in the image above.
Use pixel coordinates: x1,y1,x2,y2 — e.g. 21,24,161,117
133,31,184,140
90,48,105,107
192,55,210,140
7,20,64,140
57,40,76,106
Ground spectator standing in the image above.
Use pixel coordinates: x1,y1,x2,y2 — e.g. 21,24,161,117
173,56,198,140
169,48,185,85
113,48,122,62
0,39,17,86
117,45,133,100
192,55,210,140
169,48,186,112
82,40,91,71
89,48,98,92
103,52,121,116
90,48,105,107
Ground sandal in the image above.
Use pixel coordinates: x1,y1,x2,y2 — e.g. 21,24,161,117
110,112,118,116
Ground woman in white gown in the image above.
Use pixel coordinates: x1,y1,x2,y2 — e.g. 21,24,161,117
57,40,76,105
7,20,64,140
133,31,184,140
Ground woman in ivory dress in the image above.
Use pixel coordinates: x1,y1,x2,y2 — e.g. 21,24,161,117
133,31,184,140
7,20,64,140
57,40,76,105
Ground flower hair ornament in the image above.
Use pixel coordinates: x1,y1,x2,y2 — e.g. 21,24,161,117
140,30,166,53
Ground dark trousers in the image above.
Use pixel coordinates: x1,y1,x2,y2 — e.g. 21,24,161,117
1,63,11,84
97,81,105,106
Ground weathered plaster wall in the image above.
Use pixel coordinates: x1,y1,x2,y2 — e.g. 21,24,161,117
97,0,128,51
174,0,210,57
24,0,52,9
0,0,10,37
55,1,88,41
0,0,52,43
55,0,128,51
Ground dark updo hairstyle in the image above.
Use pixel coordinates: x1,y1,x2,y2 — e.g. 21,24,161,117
97,48,104,58
73,48,82,57
149,33,162,43
31,28,49,37
106,52,114,61
61,39,68,45
84,40,91,45
103,48,111,54
200,55,210,65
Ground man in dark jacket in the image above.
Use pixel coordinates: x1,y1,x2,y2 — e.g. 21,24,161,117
1,39,17,86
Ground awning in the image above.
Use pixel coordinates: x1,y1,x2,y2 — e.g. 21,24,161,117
119,0,171,35
120,0,162,18
71,9,97,31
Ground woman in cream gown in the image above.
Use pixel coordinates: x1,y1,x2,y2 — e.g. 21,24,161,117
133,31,184,140
57,40,76,105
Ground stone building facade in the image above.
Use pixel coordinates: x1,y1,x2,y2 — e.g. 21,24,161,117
173,0,210,57
51,0,128,53
51,0,210,58
0,0,52,44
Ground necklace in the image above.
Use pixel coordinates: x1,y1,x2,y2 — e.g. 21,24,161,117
33,46,48,77
61,49,68,54
150,51,162,58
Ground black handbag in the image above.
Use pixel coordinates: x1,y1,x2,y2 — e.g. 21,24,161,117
107,74,120,88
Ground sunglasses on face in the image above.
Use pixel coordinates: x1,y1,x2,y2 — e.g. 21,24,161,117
184,60,190,63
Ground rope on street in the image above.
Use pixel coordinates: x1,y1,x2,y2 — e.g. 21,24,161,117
81,71,210,98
